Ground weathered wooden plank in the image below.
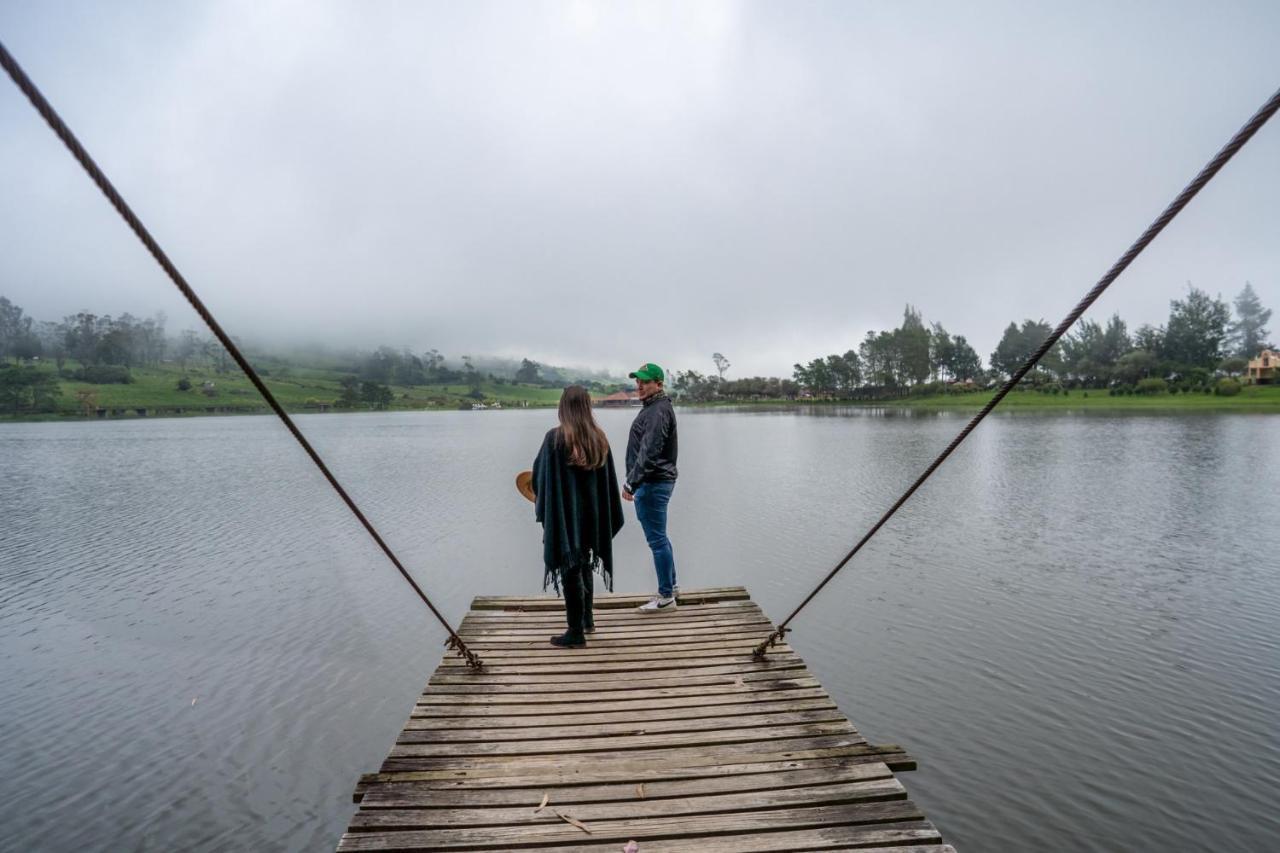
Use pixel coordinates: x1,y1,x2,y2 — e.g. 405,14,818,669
355,758,896,799
409,696,837,725
469,587,749,610
389,720,861,758
459,610,768,628
419,676,824,704
439,638,787,663
349,778,907,831
459,600,762,625
457,627,776,649
432,651,799,676
434,649,787,671
456,619,774,642
470,591,752,606
463,606,763,622
358,761,894,808
379,734,876,773
470,586,750,606
427,659,806,688
399,708,849,742
463,608,767,625
457,613,767,633
337,800,925,850
356,753,916,805
455,627,773,646
498,830,947,853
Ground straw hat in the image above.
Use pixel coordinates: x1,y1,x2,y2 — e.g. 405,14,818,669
515,470,535,503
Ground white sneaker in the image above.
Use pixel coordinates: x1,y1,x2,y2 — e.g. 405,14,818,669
637,596,677,612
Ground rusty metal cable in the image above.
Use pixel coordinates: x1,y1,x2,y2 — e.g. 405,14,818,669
754,84,1280,659
1,40,482,669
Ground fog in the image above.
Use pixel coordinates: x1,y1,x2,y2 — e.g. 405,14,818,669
1,1,1277,378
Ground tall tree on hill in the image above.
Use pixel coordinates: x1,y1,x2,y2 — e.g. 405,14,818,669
990,323,1022,378
1115,349,1159,384
1161,284,1230,370
1133,323,1163,355
0,365,60,413
176,329,200,370
802,357,834,396
1061,315,1127,387
930,323,955,381
1229,282,1272,357
991,319,1060,380
1062,319,1106,386
37,321,67,369
859,330,898,387
63,312,101,365
516,358,542,384
1100,314,1131,365
712,352,731,381
337,376,360,408
96,321,133,366
826,350,862,394
949,336,983,381
896,306,932,385
0,297,39,363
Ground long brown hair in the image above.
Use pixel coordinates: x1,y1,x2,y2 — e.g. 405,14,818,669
557,385,609,469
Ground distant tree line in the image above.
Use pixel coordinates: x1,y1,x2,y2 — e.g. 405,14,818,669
991,282,1271,393
0,295,628,414
2,280,1271,414
679,282,1270,402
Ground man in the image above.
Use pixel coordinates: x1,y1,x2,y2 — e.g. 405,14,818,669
622,362,679,612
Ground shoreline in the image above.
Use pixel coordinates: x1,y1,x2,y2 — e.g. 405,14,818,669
7,386,1279,423
679,387,1280,413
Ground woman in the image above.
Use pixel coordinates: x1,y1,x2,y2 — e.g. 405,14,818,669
531,385,625,647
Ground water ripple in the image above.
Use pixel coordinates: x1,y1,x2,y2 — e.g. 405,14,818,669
2,410,1279,850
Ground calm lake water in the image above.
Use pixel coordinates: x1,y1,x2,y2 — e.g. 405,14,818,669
2,408,1278,851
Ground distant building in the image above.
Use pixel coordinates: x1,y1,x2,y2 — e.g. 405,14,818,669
1246,349,1277,384
596,390,640,407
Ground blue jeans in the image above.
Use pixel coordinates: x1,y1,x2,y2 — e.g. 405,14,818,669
634,481,677,598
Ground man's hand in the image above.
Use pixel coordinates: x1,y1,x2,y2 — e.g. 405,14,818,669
622,488,634,503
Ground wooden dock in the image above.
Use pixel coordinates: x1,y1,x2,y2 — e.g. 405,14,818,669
340,587,954,852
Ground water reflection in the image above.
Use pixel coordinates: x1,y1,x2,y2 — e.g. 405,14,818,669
1,410,1278,851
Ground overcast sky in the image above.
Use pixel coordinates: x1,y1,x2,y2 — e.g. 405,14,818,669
1,1,1277,378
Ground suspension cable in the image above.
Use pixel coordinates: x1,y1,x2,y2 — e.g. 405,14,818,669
752,84,1280,660
1,40,482,669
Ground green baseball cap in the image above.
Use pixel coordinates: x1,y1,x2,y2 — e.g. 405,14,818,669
628,363,665,382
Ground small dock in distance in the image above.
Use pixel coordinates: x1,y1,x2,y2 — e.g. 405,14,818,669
340,587,955,852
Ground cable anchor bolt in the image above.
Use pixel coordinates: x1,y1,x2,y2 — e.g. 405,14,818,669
752,626,790,661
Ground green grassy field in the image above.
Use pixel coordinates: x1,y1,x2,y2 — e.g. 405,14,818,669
13,360,1280,420
18,361,566,419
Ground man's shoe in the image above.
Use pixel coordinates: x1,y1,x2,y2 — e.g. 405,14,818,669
550,633,586,648
637,596,677,613
584,623,596,634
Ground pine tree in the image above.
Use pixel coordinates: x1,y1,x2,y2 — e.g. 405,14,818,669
1229,282,1272,357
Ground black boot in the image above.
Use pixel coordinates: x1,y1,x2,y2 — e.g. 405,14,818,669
557,565,588,648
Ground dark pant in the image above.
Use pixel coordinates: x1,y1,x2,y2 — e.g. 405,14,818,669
559,563,595,639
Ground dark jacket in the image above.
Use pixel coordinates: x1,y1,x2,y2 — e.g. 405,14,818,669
532,427,625,592
625,392,678,490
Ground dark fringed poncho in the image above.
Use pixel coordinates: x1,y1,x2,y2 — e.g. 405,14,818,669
532,427,625,593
